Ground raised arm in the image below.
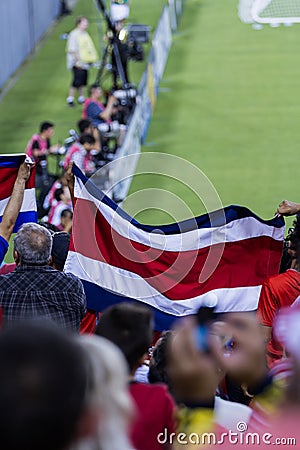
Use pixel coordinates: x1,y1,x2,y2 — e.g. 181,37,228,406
99,95,117,121
66,162,75,206
0,161,32,243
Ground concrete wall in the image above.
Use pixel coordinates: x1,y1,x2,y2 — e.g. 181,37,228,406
0,0,60,89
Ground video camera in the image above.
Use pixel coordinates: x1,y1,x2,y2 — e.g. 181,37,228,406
95,0,151,89
119,24,151,62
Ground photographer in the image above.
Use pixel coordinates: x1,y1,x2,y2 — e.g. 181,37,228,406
63,133,96,175
82,83,117,127
77,118,101,151
26,121,59,217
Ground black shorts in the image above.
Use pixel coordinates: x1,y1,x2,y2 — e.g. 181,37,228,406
72,67,88,88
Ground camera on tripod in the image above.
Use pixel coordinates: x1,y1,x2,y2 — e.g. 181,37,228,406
119,24,151,62
95,0,151,91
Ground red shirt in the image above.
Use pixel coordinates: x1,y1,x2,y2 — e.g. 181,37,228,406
129,382,176,450
257,269,300,363
79,310,97,334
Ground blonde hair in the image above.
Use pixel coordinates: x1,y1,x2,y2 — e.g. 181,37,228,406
73,334,134,450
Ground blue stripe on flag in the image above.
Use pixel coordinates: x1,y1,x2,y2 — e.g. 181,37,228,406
0,155,25,168
82,279,178,331
73,164,285,233
0,211,38,233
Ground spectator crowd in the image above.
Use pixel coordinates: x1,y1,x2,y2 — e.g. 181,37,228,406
0,155,300,449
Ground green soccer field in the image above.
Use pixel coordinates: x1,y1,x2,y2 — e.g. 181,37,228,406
0,0,299,231
0,0,165,154
128,0,300,230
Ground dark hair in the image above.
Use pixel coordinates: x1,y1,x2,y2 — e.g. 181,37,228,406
77,119,92,134
88,83,101,96
51,231,70,271
39,222,59,234
61,209,73,220
76,16,87,26
0,322,88,450
40,121,54,133
79,133,95,146
54,188,64,202
95,303,153,372
148,331,172,386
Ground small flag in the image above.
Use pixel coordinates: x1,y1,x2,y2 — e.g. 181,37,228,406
0,154,37,231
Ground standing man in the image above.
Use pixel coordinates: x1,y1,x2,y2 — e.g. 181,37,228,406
66,16,98,107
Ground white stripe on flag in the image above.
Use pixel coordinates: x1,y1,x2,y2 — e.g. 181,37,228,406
65,251,261,315
0,188,37,215
74,179,284,251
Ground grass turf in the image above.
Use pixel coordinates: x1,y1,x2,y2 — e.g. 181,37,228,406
128,0,300,230
0,0,166,157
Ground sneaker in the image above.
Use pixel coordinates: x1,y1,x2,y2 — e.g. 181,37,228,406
66,96,75,107
78,96,85,104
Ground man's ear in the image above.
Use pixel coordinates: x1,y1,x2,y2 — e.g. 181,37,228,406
48,256,53,266
14,250,20,265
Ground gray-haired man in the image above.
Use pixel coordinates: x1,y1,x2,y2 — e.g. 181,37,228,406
0,223,86,331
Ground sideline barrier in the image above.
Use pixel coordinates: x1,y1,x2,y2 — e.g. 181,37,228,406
111,0,185,202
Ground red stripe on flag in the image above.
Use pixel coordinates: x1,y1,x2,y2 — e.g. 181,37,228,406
0,166,35,200
71,198,282,300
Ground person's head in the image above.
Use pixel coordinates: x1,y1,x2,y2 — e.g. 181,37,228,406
148,331,172,386
51,231,70,271
13,223,52,266
88,83,102,99
39,121,54,138
0,321,89,450
77,119,93,135
79,133,95,152
54,187,64,203
60,209,73,232
74,334,134,450
95,302,153,373
76,16,88,31
39,221,59,234
54,186,70,204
